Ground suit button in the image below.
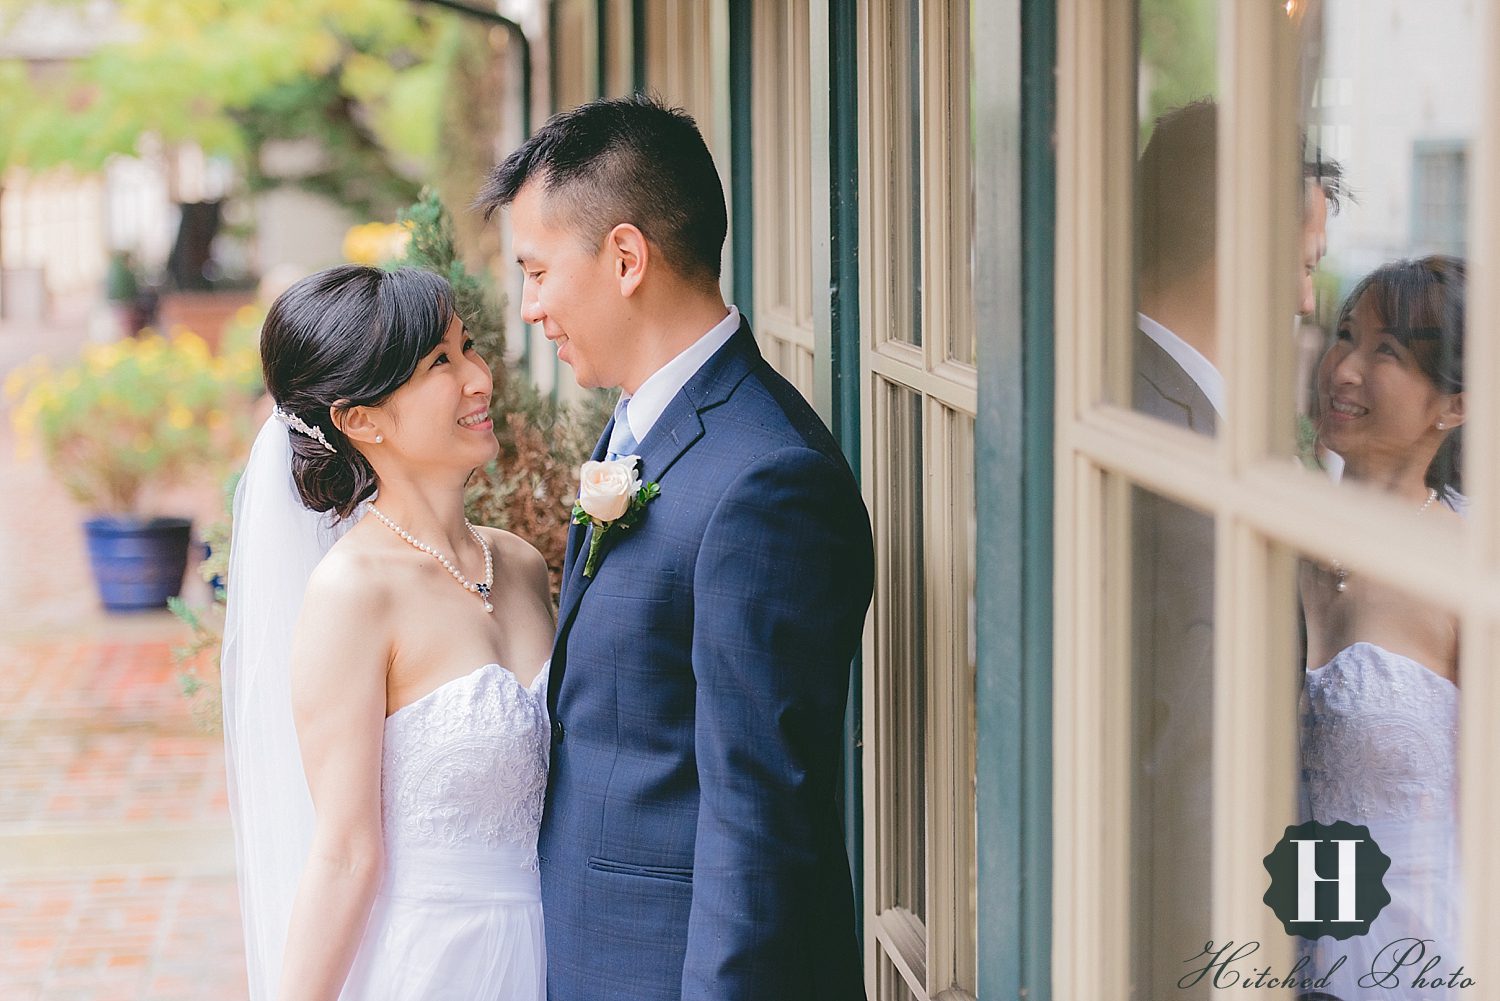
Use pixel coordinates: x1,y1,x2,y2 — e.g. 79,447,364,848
551,720,565,744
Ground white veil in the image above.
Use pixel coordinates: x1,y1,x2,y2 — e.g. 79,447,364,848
221,416,355,1001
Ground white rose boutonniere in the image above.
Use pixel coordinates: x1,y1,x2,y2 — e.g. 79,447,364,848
571,456,661,577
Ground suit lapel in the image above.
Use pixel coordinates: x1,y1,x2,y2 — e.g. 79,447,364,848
1134,327,1218,435
633,395,704,485
547,322,764,706
557,322,759,622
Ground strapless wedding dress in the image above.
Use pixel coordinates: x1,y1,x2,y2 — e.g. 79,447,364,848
339,661,551,1000
1300,642,1459,999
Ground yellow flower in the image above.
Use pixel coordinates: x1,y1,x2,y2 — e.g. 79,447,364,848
168,406,193,430
3,367,29,402
174,330,211,363
6,356,49,401
343,220,413,265
12,403,36,436
84,345,118,374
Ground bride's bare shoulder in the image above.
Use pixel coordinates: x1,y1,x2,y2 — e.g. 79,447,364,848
473,526,550,591
302,522,400,616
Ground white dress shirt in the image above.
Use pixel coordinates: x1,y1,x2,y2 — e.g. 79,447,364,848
609,305,741,456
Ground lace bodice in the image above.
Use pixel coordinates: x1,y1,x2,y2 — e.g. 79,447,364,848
381,662,550,864
1302,641,1457,826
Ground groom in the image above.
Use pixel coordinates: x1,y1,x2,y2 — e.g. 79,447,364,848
479,95,873,1001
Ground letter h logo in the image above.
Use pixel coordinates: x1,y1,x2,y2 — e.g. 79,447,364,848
1264,821,1392,940
1291,837,1360,923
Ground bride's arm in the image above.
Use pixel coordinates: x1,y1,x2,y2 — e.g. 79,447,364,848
277,552,393,1001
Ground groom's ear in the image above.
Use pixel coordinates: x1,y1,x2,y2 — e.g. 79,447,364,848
605,223,649,297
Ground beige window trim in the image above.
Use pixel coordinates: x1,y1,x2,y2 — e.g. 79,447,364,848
1468,9,1500,568
1459,2,1500,966
1051,9,1136,985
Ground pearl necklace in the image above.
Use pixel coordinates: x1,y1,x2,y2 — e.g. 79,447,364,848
369,505,494,612
1330,487,1439,593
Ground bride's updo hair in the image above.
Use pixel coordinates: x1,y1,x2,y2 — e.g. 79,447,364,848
260,265,455,519
1336,255,1465,499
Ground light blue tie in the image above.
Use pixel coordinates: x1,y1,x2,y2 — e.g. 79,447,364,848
606,395,639,461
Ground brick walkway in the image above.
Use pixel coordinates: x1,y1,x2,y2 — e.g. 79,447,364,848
0,310,248,1001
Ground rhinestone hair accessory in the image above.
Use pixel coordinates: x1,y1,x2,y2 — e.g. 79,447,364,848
272,407,338,454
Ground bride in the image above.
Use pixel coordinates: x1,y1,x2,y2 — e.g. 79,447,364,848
222,265,555,1000
1299,255,1465,996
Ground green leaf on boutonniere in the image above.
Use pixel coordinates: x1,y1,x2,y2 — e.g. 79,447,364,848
571,479,661,577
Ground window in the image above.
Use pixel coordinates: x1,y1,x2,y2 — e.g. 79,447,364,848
1054,2,1491,997
1412,141,1468,256
860,2,978,998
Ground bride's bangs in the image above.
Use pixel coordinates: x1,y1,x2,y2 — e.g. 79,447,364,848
377,268,457,387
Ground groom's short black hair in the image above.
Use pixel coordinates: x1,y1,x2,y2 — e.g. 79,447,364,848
477,93,727,284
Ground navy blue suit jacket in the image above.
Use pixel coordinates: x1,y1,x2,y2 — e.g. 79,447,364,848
539,320,873,1001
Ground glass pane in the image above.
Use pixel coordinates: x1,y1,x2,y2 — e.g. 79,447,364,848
941,0,973,369
603,0,633,96
879,0,922,348
1289,3,1474,506
1129,486,1214,1000
878,948,924,1001
904,0,923,348
949,409,976,712
877,380,926,920
554,0,598,111
945,407,978,989
1293,544,1462,992
1128,0,1220,434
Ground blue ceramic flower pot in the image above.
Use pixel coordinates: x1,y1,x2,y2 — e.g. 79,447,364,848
83,516,193,611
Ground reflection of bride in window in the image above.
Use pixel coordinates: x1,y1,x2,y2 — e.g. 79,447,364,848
1299,256,1465,995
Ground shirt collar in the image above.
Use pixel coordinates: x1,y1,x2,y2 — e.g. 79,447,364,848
1137,311,1225,419
624,305,741,444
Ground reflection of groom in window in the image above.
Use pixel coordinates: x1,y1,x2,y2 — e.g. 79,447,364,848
1134,98,1345,433
1129,97,1344,1001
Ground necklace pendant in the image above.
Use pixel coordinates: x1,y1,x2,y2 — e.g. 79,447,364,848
371,505,497,613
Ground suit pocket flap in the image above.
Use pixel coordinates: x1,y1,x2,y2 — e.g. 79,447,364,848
586,855,694,884
587,566,679,602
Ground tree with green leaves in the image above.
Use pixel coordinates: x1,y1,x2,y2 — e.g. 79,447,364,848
1,0,476,221
1138,0,1217,141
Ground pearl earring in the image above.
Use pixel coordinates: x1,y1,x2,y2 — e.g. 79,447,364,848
375,434,384,443
1436,422,1446,431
